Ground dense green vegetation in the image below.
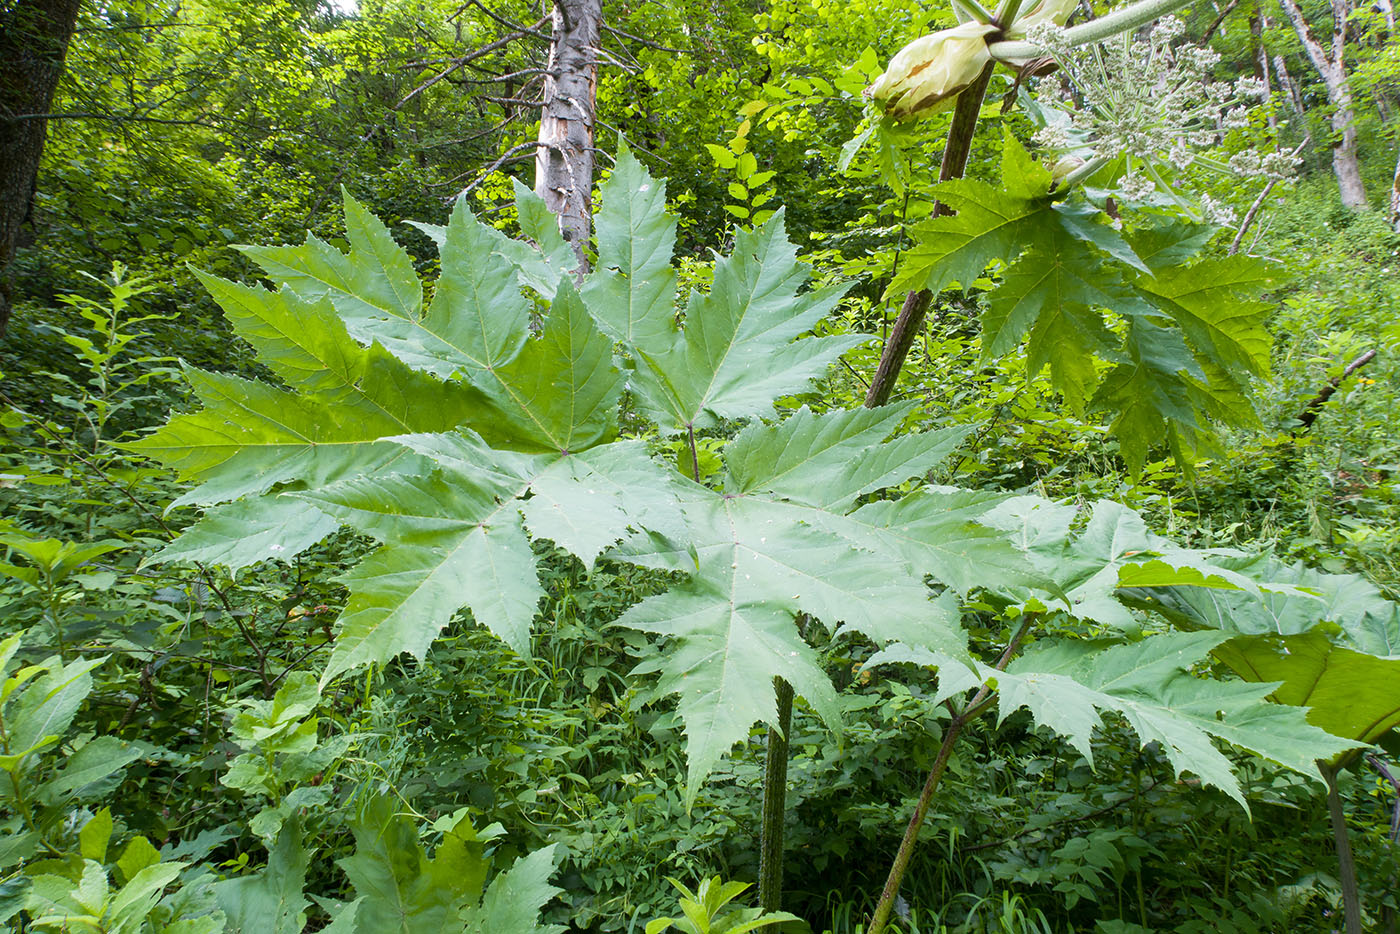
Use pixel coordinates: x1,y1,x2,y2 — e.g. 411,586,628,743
2,0,1399,931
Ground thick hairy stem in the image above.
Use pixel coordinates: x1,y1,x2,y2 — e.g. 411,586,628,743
867,712,967,934
867,618,1034,934
757,676,795,925
989,0,1196,61
1322,762,1363,934
865,63,994,408
865,289,934,408
687,424,701,482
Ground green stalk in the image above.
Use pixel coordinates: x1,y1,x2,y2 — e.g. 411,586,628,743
864,61,995,408
1322,761,1364,934
1054,154,1110,191
687,424,702,482
866,617,1034,934
757,675,795,926
992,0,1025,28
869,0,1175,405
988,0,1196,62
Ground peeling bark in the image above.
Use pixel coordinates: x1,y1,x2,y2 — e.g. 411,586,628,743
535,0,601,271
1277,0,1368,209
1390,146,1400,231
0,0,83,335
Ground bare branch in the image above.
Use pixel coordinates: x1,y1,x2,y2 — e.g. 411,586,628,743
458,66,550,83
455,0,550,38
481,95,545,106
450,140,549,200
1297,349,1379,429
595,119,672,164
601,22,689,53
1201,0,1242,42
396,19,548,109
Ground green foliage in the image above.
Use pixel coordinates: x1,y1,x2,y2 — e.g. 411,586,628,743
136,152,985,806
221,673,348,841
8,2,1400,926
891,133,1276,472
0,635,143,863
988,631,1352,809
1132,556,1400,751
646,876,799,934
333,797,563,934
0,632,225,931
134,145,1361,855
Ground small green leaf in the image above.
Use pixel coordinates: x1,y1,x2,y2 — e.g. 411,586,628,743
116,836,161,885
80,809,113,863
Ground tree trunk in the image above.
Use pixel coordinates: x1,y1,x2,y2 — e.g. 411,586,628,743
535,0,600,270
0,0,83,336
1277,0,1368,208
1390,145,1400,231
1272,51,1305,117
1251,14,1279,132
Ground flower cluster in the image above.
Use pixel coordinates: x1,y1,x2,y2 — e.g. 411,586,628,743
1027,16,1293,213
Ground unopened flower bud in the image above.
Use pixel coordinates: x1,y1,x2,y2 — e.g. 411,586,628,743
1050,155,1085,182
866,23,997,120
1005,0,1076,39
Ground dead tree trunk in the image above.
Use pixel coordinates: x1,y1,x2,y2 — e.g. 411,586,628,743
0,0,83,336
1389,146,1400,231
1251,14,1279,131
535,0,601,271
1277,0,1369,209
1272,50,1305,117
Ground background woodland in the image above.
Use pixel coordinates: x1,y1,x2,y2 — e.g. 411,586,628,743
1,0,1400,930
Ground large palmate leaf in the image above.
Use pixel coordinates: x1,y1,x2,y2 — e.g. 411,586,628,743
128,272,501,569
979,497,1259,626
580,145,679,354
891,133,1277,471
624,211,864,433
337,797,561,934
139,175,904,687
1216,632,1400,748
889,178,1047,298
243,196,504,382
215,823,311,934
613,405,983,801
838,490,1040,596
721,402,972,511
616,485,968,802
132,188,674,674
127,268,504,571
1128,557,1400,752
130,356,481,509
461,845,565,934
981,217,1148,411
299,432,681,682
988,631,1358,809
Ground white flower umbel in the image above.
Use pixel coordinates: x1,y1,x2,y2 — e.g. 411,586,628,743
1026,16,1295,219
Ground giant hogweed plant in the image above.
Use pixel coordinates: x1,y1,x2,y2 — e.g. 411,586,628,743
131,143,1363,929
